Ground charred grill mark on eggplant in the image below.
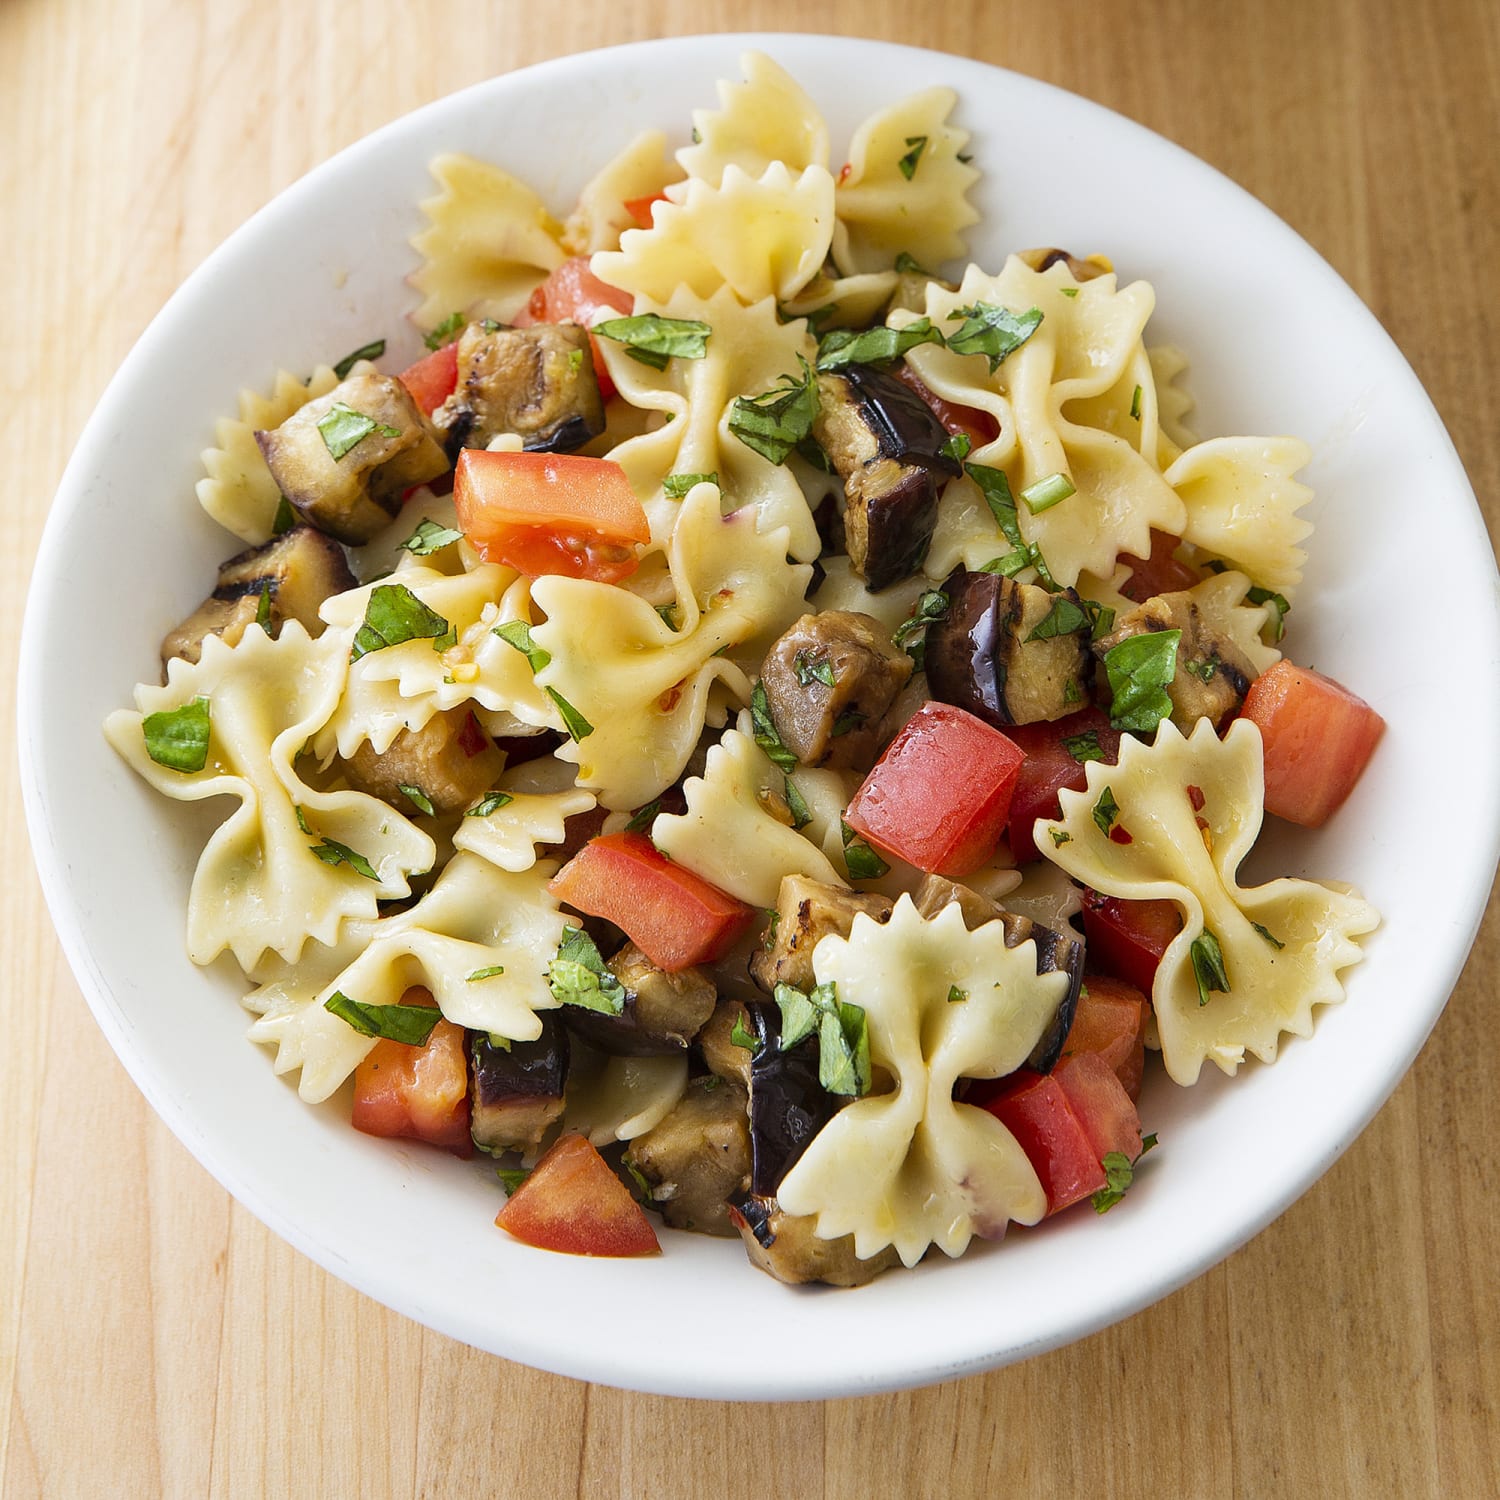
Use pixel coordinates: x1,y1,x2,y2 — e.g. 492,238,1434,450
729,1196,901,1286
749,875,894,995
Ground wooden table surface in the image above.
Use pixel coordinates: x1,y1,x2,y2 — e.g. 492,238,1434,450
4,1,1497,1495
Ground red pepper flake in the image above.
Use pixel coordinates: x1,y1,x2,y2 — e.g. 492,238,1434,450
657,683,684,713
457,712,489,758
1195,815,1210,833
1109,825,1134,845
838,163,853,185
1186,784,1206,812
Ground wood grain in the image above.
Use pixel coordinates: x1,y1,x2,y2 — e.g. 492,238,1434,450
4,1,1497,1495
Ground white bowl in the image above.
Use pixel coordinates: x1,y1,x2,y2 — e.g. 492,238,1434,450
21,34,1500,1399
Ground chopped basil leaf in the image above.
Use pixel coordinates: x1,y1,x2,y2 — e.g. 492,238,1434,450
1252,921,1285,951
947,984,968,1004
492,618,551,673
425,312,465,351
309,837,379,881
466,965,506,981
763,908,780,949
730,1014,759,1052
1050,828,1072,848
1028,596,1088,641
593,313,712,369
897,135,928,180
1129,383,1143,420
1103,629,1181,732
795,434,835,472
892,589,949,672
487,1032,512,1052
142,696,211,773
1030,545,1059,590
546,688,594,742
655,604,678,630
965,461,1022,546
946,303,1044,372
398,518,465,555
567,347,584,374
979,548,1031,579
662,471,717,499
1062,729,1105,764
841,820,889,880
397,783,435,817
1059,287,1079,298
1063,677,1082,705
773,981,870,1097
1019,471,1076,514
773,981,824,1050
294,804,312,834
830,708,865,738
324,992,441,1045
316,401,400,461
816,317,945,371
547,927,625,1015
350,584,451,661
784,775,813,831
1189,929,1230,1006
255,585,274,632
497,1166,529,1194
751,680,797,772
793,649,836,688
272,494,296,535
466,791,513,818
333,340,386,380
1246,585,1290,643
894,252,933,275
1184,657,1218,683
1092,786,1120,837
1082,598,1116,640
1091,1132,1159,1213
939,431,972,462
728,357,820,465
623,798,662,835
479,318,501,333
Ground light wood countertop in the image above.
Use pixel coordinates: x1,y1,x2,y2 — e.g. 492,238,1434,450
4,2,1497,1495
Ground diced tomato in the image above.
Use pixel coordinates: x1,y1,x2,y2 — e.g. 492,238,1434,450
453,449,650,584
351,988,472,1158
892,363,1000,450
1079,889,1182,997
513,256,634,400
1118,529,1201,602
398,341,459,416
495,1134,660,1257
1239,660,1385,827
973,1071,1106,1215
844,702,1025,878
1004,707,1122,862
622,191,668,229
549,831,755,972
1059,974,1148,1100
1053,1053,1143,1162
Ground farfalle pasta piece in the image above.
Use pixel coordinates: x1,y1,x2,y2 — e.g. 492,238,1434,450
1177,569,1283,674
1166,436,1314,599
831,87,980,275
104,623,434,970
591,160,835,308
905,258,1187,587
409,153,565,332
530,484,811,809
453,787,597,872
651,723,848,907
564,1049,689,1146
197,363,345,544
1037,718,1378,1085
596,284,820,558
677,52,829,187
777,898,1065,1265
561,131,683,256
1149,344,1199,463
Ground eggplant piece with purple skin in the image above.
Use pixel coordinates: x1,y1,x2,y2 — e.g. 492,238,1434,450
559,942,717,1057
469,1016,569,1157
926,564,1094,727
745,1002,840,1197
812,365,960,591
730,1195,900,1287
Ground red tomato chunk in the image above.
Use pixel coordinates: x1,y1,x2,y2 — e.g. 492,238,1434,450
513,256,634,400
351,988,472,1158
1059,974,1149,1101
1239,659,1385,827
496,1134,660,1257
1080,889,1182,998
1004,707,1122,863
844,701,1025,878
974,1072,1106,1215
892,363,1000,450
1118,529,1201,602
549,831,755,972
397,341,459,416
454,449,650,585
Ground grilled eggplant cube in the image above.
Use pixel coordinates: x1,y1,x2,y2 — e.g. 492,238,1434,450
732,1196,900,1287
813,365,960,591
913,875,1083,1073
759,610,913,771
749,875,894,995
562,943,717,1057
926,565,1093,727
1095,588,1257,732
469,1017,569,1157
622,1075,751,1236
434,322,604,455
255,372,448,544
1016,247,1113,282
340,705,506,815
160,526,355,670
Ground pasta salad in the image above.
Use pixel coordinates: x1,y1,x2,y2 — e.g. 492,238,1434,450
105,52,1382,1285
